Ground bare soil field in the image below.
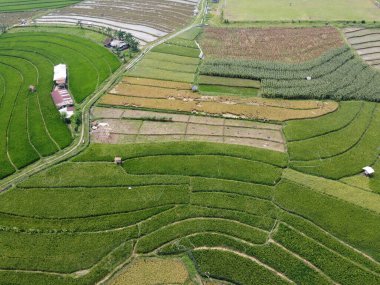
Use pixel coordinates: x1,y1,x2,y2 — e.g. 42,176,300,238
91,107,286,152
201,27,344,63
344,28,380,70
34,0,199,44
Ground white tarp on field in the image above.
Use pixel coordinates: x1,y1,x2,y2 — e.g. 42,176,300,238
54,64,67,81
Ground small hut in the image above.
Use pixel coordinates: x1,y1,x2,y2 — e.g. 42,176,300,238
114,157,122,165
363,166,375,177
29,85,36,93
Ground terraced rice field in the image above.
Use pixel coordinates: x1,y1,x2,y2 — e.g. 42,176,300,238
128,29,201,78
0,0,80,12
285,101,380,179
344,28,380,70
35,0,200,44
201,27,344,63
1,136,379,284
100,77,338,121
0,31,120,179
91,108,286,152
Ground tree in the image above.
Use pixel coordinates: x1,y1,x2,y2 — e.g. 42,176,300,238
72,108,82,132
76,20,83,29
106,27,112,37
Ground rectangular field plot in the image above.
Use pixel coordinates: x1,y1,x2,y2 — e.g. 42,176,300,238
91,108,286,152
344,28,380,70
224,0,380,22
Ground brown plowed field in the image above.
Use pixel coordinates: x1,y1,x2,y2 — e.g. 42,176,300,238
201,27,344,63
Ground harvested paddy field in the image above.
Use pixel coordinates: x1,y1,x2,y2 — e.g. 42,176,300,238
91,108,286,152
223,0,380,22
110,258,191,285
0,31,120,179
201,27,344,63
35,0,200,44
100,77,338,121
344,28,380,70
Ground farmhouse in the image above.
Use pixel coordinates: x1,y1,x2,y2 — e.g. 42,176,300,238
51,87,73,109
104,38,129,51
51,64,75,118
54,64,67,87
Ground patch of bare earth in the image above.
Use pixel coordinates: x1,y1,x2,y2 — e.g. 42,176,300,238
90,108,286,152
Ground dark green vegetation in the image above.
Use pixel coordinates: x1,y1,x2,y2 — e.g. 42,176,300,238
0,31,120,179
201,46,380,101
1,139,379,284
0,0,80,12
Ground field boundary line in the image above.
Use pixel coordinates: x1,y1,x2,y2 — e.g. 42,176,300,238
273,200,380,268
1,61,24,171
286,102,363,142
270,239,339,284
151,231,264,255
138,217,270,238
281,222,380,277
290,103,377,164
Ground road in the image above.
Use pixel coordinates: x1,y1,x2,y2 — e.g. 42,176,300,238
0,0,207,192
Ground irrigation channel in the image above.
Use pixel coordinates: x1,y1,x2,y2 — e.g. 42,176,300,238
0,0,208,192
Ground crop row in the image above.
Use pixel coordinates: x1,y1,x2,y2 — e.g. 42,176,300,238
0,226,137,273
274,223,380,284
0,241,134,285
123,154,282,184
290,104,380,178
274,180,380,261
19,162,189,188
192,249,289,285
200,46,380,101
139,205,275,237
284,101,363,141
0,184,189,218
136,218,269,253
160,233,331,285
72,142,288,167
288,102,375,161
279,211,380,274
